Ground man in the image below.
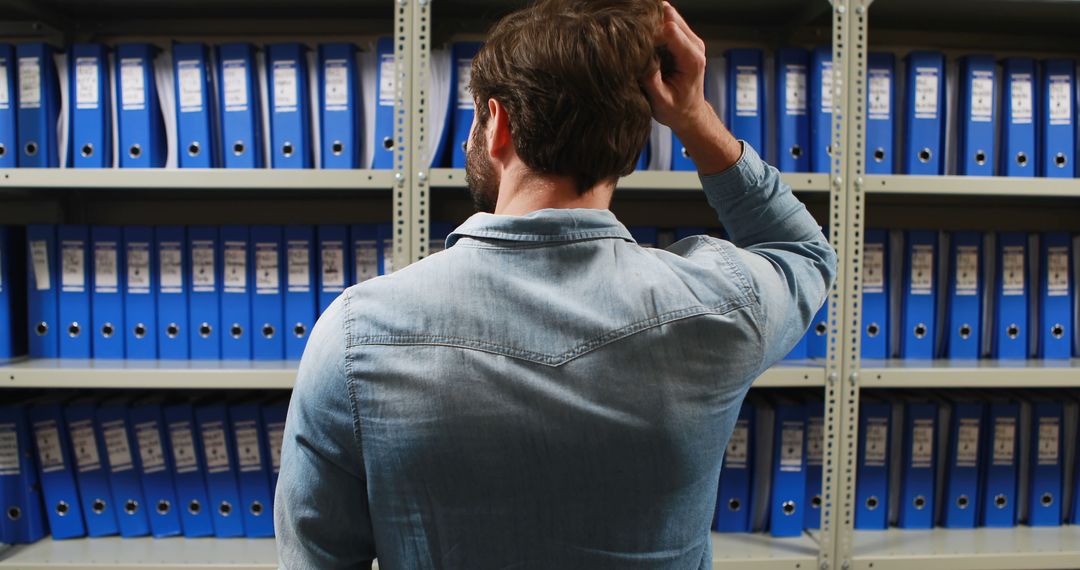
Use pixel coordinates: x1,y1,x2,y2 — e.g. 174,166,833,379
275,1,836,568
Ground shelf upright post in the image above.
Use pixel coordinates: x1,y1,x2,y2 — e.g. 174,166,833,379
394,0,417,269
410,0,432,262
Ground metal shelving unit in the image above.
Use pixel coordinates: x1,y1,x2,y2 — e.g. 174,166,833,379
430,168,832,193
0,169,395,191
861,360,1080,388
850,527,1080,570
865,175,1080,198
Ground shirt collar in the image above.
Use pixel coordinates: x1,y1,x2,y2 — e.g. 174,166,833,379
446,208,635,247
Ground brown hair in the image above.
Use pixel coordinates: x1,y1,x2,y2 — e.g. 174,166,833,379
470,0,663,194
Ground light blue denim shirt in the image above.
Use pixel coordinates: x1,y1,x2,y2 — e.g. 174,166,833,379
275,144,836,570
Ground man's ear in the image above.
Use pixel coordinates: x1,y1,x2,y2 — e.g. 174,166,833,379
486,98,513,159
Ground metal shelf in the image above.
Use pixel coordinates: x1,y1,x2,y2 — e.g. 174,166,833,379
430,168,831,193
711,532,819,569
861,359,1080,388
0,169,395,191
851,527,1080,570
864,175,1080,198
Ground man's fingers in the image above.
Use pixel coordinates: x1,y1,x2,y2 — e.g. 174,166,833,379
642,68,668,101
663,2,706,54
662,20,704,77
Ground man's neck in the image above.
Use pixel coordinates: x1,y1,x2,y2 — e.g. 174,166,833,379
493,167,614,216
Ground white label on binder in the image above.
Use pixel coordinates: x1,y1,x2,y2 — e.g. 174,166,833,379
735,66,758,116
910,244,934,295
255,243,279,292
94,244,118,291
321,243,345,289
867,69,891,120
70,422,101,472
287,242,310,290
61,241,85,291
0,426,19,475
273,61,298,112
378,53,395,107
169,423,197,472
135,422,166,473
725,420,749,469
1047,246,1070,296
75,57,100,109
159,244,183,292
1010,74,1033,124
911,419,934,468
1038,416,1060,465
177,59,204,113
103,422,133,471
807,416,824,466
354,240,378,283
456,58,473,110
222,59,249,111
382,246,395,275
0,60,8,108
784,64,807,115
267,422,285,473
779,421,804,472
127,245,151,292
120,58,146,110
1048,75,1072,125
913,67,939,120
1002,245,1025,296
324,59,349,110
821,60,834,113
34,423,63,472
235,423,261,471
18,57,41,109
970,71,994,121
992,417,1016,465
202,425,230,473
863,243,885,292
955,245,979,296
191,241,215,291
224,243,247,290
956,418,979,467
30,240,50,291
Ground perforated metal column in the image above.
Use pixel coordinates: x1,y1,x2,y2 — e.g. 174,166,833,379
411,0,432,262
393,0,415,269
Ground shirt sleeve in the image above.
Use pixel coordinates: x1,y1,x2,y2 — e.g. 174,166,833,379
275,294,377,570
696,142,838,373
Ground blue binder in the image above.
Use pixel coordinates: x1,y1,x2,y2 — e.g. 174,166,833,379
350,223,379,285
123,226,157,359
0,401,48,544
940,398,984,528
284,225,316,360
671,133,694,171
188,225,221,360
0,226,27,359
173,43,217,168
220,225,252,360
993,232,1029,360
156,226,189,359
16,43,60,167
29,399,86,539
862,229,889,358
900,231,938,359
90,226,125,359
809,45,833,174
129,397,182,537
195,401,245,537
217,43,264,168
372,37,396,169
630,227,658,249
902,51,945,175
163,401,214,537
115,43,166,167
897,400,937,529
1028,400,1063,527
57,224,91,358
318,43,360,168
317,224,349,314
26,224,59,358
713,403,754,533
267,43,312,168
378,223,395,275
768,399,806,537
981,400,1020,527
866,53,895,174
0,44,16,168
448,42,483,168
96,398,150,537
1040,59,1076,178
807,304,828,359
804,398,825,529
855,399,891,529
784,332,809,361
944,232,983,359
1039,232,1073,359
428,221,455,256
229,400,274,537
725,49,766,156
64,398,119,537
776,48,809,173
261,398,289,503
1000,58,1037,177
69,43,112,168
957,55,997,176
251,225,285,360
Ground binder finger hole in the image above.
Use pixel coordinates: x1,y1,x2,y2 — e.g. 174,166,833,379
681,147,690,159
67,322,81,337
789,145,802,159
873,148,885,162
124,500,139,515
188,142,201,157
262,324,276,339
781,501,796,516
35,321,49,336
826,144,833,157
231,324,244,339
866,323,880,337
1055,152,1067,168
865,496,879,510
385,137,395,151
293,323,306,338
974,150,986,165
92,499,107,514
281,142,294,158
24,141,38,156
101,323,115,338
917,148,932,163
188,500,202,515
0,143,6,157
200,323,213,338
332,141,345,156
81,143,94,158
166,323,180,338
129,144,142,159
1016,152,1028,166
815,322,827,336
233,141,246,156
7,506,22,521
1041,493,1054,507
811,495,822,509
134,323,147,339
1052,324,1065,339
994,494,1008,508
56,501,70,516
959,324,972,340
156,500,171,515
219,501,233,516
956,495,969,509
913,323,927,339
250,501,264,516
727,498,741,512
1007,324,1020,339
913,495,926,510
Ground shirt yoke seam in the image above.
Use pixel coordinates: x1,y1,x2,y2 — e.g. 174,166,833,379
340,292,367,481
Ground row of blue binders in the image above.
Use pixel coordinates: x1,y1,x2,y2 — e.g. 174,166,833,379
0,223,414,361
856,391,1080,530
0,393,288,543
861,230,1080,360
0,39,397,169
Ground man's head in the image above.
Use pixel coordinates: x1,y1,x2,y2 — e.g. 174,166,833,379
466,0,664,213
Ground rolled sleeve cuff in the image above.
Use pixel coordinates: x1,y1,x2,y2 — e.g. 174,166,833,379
698,141,770,199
